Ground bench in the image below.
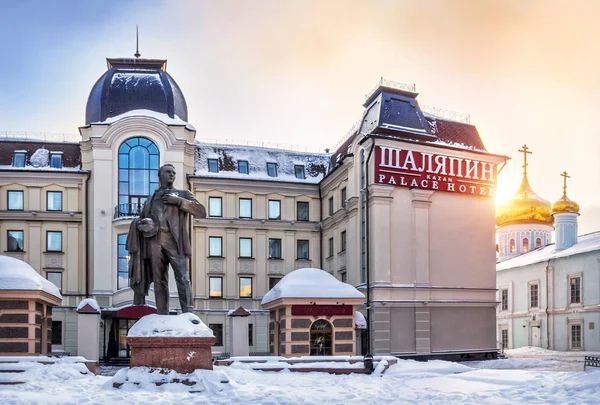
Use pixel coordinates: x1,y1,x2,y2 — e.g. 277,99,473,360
584,356,600,371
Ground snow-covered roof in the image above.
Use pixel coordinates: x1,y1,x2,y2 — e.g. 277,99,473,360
261,268,365,306
497,231,600,271
0,255,61,299
89,109,195,131
76,298,101,313
194,142,330,184
127,313,214,338
355,311,367,329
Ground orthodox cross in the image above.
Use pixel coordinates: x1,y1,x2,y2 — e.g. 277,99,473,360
560,171,570,196
134,25,141,59
518,144,532,175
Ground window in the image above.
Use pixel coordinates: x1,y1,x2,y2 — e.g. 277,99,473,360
248,324,254,346
297,201,309,221
341,231,347,252
7,190,24,210
46,231,62,252
268,200,281,220
569,275,581,304
267,162,278,177
522,238,529,253
208,159,219,173
209,277,223,298
208,197,222,217
239,198,252,219
209,323,223,346
118,137,159,216
240,277,253,298
117,234,129,289
50,152,63,169
294,165,305,179
509,239,516,253
269,239,282,259
529,283,539,308
13,151,26,167
46,272,62,291
47,191,63,211
7,230,24,251
340,272,347,283
269,277,282,290
341,187,347,208
328,197,334,216
297,240,309,260
501,328,508,350
571,323,582,349
51,321,62,345
535,238,542,249
238,160,249,174
239,238,252,258
209,237,223,257
328,237,334,258
501,289,508,311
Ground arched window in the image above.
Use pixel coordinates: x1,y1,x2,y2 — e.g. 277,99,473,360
117,137,159,216
522,238,529,253
535,238,542,249
310,319,332,356
509,239,516,253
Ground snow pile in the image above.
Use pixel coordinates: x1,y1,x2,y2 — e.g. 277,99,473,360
76,298,101,313
29,148,49,167
0,255,61,299
104,367,230,393
261,268,365,305
127,313,214,338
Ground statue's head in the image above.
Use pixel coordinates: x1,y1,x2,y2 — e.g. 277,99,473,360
158,164,176,188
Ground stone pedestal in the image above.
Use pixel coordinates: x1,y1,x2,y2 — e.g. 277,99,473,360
76,309,100,362
228,306,250,357
127,336,216,373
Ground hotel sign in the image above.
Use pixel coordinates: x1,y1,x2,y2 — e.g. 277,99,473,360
291,305,352,316
375,146,496,197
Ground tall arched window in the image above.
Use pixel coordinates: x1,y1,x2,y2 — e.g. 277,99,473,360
522,238,529,253
310,319,332,356
117,137,159,216
535,238,542,249
509,239,516,253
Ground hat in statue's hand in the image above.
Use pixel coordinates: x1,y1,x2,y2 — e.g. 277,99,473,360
137,218,157,235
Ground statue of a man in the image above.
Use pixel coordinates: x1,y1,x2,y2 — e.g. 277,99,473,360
126,164,206,315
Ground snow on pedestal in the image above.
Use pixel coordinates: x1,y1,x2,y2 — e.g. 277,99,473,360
126,313,216,373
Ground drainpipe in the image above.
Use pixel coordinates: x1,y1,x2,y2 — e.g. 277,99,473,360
545,259,551,349
364,139,375,370
85,170,92,298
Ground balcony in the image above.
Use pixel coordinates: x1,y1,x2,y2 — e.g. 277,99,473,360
114,203,144,219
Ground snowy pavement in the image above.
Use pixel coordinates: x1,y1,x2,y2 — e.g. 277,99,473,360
1,350,600,404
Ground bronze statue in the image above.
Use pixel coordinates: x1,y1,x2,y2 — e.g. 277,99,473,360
126,164,206,314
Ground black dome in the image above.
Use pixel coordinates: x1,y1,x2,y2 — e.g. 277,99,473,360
85,58,188,125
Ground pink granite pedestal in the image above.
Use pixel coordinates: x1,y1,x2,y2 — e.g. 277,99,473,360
127,336,216,373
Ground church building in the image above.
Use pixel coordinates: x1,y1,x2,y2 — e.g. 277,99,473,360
496,147,600,351
1,54,506,361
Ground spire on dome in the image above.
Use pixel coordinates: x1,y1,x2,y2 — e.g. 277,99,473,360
552,171,580,215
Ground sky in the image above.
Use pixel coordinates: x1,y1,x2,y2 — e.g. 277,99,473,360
0,0,598,234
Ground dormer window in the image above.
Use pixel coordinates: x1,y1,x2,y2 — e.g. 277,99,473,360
238,160,249,174
208,159,219,173
50,152,63,169
267,162,278,177
294,165,305,179
12,151,26,167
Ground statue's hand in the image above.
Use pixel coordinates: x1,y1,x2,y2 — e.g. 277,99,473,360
137,218,155,233
162,194,182,206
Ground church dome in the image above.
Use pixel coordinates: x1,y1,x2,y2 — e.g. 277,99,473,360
85,58,188,125
496,174,553,228
552,195,580,215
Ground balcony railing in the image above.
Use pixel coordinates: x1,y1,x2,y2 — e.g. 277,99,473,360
114,203,144,219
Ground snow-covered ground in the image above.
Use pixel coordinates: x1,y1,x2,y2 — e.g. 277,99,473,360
1,349,600,404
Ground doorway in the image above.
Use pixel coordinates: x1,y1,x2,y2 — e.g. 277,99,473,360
310,320,332,356
530,323,541,347
118,319,137,358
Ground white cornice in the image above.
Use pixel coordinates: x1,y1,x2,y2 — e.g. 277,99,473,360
190,176,320,195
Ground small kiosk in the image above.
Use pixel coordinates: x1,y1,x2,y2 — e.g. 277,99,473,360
261,268,365,357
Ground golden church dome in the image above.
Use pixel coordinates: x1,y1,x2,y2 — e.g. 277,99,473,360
551,171,580,215
551,195,580,215
496,174,553,228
